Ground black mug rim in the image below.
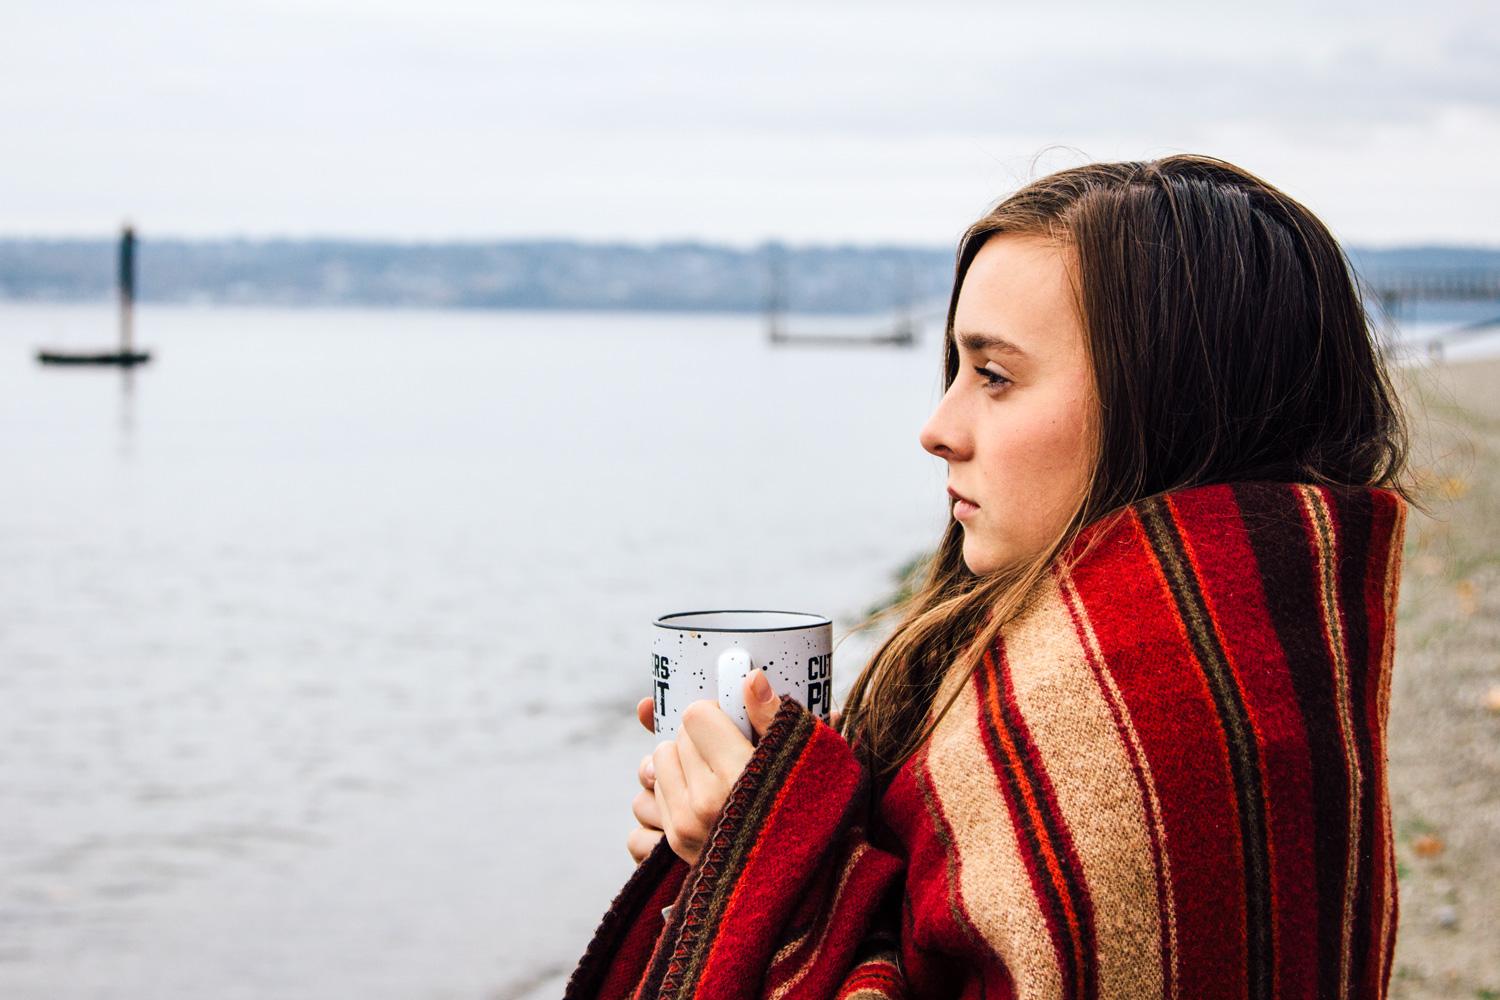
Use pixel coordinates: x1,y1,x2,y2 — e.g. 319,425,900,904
653,609,832,634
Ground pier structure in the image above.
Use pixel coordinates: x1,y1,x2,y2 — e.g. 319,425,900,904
763,247,927,349
1363,269,1500,359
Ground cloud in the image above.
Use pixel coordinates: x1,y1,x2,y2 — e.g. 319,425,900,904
1,0,1495,243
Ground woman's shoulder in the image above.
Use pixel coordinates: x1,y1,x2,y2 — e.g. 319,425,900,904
1017,478,1409,728
896,478,1406,998
1056,479,1407,640
913,477,1410,871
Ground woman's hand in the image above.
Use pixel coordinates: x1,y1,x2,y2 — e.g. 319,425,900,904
627,725,665,862
626,669,787,866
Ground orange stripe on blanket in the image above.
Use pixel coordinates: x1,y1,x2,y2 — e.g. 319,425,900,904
979,645,1091,1000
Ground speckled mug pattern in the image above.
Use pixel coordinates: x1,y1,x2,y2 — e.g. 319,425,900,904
651,610,833,740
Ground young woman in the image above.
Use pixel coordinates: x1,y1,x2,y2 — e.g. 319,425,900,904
567,154,1415,1000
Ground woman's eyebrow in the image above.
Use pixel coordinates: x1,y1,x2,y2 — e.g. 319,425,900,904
956,330,1027,357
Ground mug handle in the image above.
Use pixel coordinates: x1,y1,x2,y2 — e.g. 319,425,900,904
716,648,756,742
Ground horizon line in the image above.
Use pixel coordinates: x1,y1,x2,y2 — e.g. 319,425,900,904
2,233,1499,254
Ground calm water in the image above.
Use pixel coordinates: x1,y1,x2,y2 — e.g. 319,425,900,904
1,302,950,998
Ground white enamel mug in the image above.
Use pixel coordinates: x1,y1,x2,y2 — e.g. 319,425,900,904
651,610,833,740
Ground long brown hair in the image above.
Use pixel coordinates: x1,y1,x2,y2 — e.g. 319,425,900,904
838,154,1415,787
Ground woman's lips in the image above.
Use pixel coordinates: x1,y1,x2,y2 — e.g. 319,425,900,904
948,487,980,520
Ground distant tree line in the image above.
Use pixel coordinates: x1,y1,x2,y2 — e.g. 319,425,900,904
0,237,1495,314
0,238,957,314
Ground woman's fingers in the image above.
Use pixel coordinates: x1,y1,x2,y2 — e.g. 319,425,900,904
675,712,715,780
674,724,725,827
740,669,782,739
632,787,663,830
652,741,690,851
627,826,664,864
638,751,656,791
679,699,754,778
637,697,655,734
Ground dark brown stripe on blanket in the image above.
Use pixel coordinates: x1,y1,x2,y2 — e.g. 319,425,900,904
1231,481,1350,1000
1326,487,1380,1000
1139,493,1274,1000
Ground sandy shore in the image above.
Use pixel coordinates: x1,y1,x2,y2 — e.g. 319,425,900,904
1386,356,1500,998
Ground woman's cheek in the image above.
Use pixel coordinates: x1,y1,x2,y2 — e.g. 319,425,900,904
989,415,1084,562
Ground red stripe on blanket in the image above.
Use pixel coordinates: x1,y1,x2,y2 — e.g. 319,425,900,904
1064,505,1248,998
762,841,904,999
1167,483,1320,998
691,720,868,996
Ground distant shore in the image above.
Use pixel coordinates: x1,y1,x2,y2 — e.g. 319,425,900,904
2,237,1497,314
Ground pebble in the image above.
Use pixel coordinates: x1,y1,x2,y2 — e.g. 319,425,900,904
1413,834,1445,858
1456,580,1478,616
1435,905,1459,929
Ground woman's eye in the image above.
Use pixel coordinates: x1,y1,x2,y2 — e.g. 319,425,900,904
974,366,1012,392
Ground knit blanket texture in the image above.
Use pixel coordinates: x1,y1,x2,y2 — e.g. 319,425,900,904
563,480,1408,1000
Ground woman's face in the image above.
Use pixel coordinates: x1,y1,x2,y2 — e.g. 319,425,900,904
919,233,1098,575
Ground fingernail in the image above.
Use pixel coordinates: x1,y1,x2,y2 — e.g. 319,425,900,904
751,669,775,704
645,758,655,782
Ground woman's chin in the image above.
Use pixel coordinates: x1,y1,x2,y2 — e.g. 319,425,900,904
961,540,1001,577
963,533,1032,577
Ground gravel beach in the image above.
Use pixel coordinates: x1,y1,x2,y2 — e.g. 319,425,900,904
1386,355,1500,998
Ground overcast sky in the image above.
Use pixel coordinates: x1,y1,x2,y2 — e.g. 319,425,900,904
3,0,1496,246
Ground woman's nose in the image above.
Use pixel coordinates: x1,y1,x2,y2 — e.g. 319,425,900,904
919,387,968,460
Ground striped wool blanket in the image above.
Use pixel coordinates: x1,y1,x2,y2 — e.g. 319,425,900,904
565,480,1408,1000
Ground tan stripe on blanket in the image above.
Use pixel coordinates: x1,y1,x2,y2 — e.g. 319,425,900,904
1002,578,1166,999
924,654,1065,999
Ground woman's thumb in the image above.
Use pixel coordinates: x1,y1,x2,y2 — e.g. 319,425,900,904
744,668,781,739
